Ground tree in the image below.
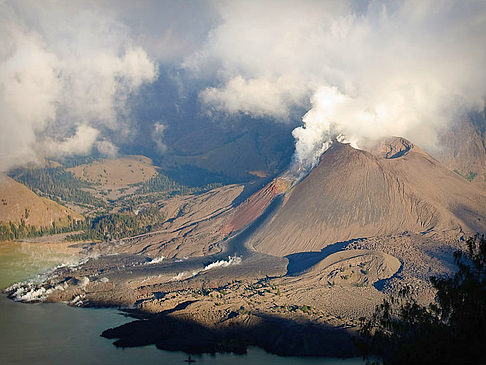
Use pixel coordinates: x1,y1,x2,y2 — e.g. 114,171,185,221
359,234,486,364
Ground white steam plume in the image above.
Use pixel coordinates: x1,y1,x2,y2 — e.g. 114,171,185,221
187,0,486,174
202,255,242,271
146,256,165,265
0,1,157,172
170,256,242,281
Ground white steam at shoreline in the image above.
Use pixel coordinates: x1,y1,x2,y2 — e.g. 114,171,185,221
5,253,98,303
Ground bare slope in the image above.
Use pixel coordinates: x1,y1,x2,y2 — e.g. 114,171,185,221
0,175,82,228
68,155,157,186
294,249,401,288
249,138,485,256
87,184,245,258
223,177,290,235
67,155,158,201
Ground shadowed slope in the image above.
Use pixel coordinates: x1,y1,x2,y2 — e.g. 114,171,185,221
436,115,486,188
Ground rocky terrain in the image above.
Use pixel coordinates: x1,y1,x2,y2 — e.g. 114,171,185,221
4,137,485,357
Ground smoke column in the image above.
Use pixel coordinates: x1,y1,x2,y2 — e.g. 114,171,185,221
188,0,486,176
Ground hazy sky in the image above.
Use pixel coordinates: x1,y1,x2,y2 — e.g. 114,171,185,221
1,0,485,172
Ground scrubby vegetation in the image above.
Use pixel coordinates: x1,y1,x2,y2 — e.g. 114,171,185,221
0,217,86,241
359,234,486,364
135,172,222,196
8,167,102,207
112,173,223,206
135,172,190,194
56,155,98,169
3,164,225,242
453,169,478,182
66,207,165,241
0,204,166,242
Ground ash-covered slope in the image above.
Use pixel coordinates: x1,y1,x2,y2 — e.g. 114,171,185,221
248,138,486,256
223,177,291,235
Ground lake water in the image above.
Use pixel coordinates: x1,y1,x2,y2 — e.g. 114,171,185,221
0,241,78,290
0,242,368,365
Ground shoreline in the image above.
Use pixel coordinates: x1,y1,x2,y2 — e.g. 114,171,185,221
1,228,465,359
1,235,362,358
100,304,361,358
0,294,369,365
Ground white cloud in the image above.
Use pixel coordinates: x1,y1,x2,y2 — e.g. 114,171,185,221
41,125,100,157
2,0,485,176
187,0,486,171
0,1,158,171
201,75,308,119
153,121,168,153
95,139,119,158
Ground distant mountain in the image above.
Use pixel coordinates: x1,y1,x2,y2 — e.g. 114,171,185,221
436,112,486,188
123,69,296,186
240,137,485,256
